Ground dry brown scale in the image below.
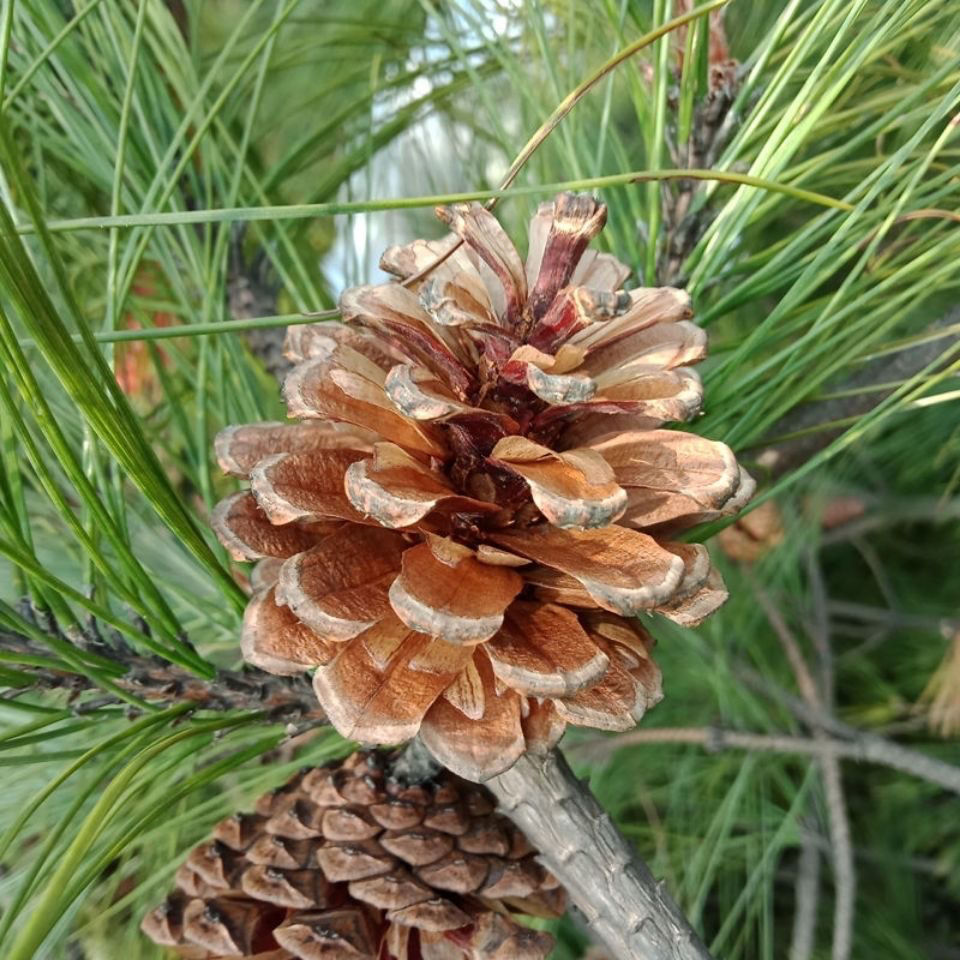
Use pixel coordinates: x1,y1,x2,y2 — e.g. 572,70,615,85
210,192,754,782
142,750,562,959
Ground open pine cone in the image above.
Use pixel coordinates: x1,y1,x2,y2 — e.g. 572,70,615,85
142,750,561,959
211,193,753,780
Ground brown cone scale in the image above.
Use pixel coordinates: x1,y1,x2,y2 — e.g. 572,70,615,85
142,750,561,959
212,193,754,781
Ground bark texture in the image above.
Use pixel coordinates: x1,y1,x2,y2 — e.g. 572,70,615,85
487,748,712,960
2,618,325,730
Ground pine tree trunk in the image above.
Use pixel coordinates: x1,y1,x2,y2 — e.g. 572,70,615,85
487,748,713,960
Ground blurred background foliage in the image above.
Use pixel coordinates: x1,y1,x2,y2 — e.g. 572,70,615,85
0,0,958,957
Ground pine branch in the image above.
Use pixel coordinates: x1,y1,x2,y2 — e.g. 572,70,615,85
584,723,960,798
488,748,713,960
4,621,715,960
389,737,712,960
228,224,290,380
758,579,855,960
660,60,742,285
0,615,326,730
758,307,960,475
789,831,821,960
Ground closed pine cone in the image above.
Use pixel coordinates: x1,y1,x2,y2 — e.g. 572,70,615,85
142,750,561,959
211,193,754,781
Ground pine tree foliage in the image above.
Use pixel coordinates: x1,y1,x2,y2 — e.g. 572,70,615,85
0,1,958,957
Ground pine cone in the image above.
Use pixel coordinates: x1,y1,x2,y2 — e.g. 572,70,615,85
211,193,753,780
142,750,562,959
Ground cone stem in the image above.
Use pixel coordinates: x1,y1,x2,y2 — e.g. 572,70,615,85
487,748,713,960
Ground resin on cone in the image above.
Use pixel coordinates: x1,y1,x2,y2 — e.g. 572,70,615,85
142,750,561,959
212,193,754,780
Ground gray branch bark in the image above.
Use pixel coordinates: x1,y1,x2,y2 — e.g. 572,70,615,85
789,832,821,960
583,724,960,798
487,748,713,960
738,669,960,797
0,621,326,731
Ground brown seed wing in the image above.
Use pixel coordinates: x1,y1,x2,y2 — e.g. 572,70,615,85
569,247,632,291
523,566,599,609
551,647,639,731
214,421,370,478
553,630,663,730
585,320,707,380
345,442,497,529
527,192,607,320
250,449,369,525
591,430,741,505
380,235,495,324
283,356,447,458
570,286,692,349
436,202,527,326
490,437,626,530
656,564,728,627
440,656,486,720
578,369,705,422
284,320,402,370
340,283,476,396
521,699,567,754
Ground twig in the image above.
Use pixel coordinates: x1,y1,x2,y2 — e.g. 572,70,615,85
751,582,820,706
755,581,855,960
800,829,944,879
661,59,741,283
820,496,960,545
821,754,855,960
789,831,821,960
575,726,960,797
487,748,713,960
737,666,960,795
804,550,834,707
575,725,858,757
4,611,711,960
798,559,856,960
825,600,959,634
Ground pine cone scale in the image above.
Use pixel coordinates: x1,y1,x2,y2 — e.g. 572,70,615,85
143,751,561,959
211,192,753,781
